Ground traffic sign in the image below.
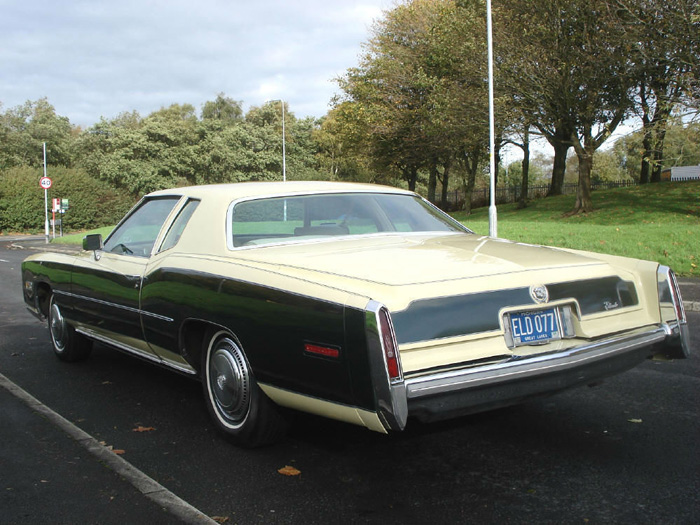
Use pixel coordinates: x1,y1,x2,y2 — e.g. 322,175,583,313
39,177,52,189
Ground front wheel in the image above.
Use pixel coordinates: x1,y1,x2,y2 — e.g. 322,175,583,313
202,329,288,447
48,294,92,362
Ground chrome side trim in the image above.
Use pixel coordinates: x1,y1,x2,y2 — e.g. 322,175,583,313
76,327,161,364
56,290,174,323
75,327,197,376
160,361,197,375
405,327,666,401
365,300,408,432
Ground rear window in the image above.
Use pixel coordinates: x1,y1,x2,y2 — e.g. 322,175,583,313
230,192,466,247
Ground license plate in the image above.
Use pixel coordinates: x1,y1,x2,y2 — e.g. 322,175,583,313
509,308,561,346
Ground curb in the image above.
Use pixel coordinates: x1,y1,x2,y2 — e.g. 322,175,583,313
0,372,216,525
685,301,700,312
8,242,81,254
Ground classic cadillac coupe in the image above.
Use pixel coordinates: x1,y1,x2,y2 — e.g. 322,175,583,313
22,182,690,446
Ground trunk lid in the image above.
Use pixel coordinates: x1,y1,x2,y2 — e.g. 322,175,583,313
238,233,607,286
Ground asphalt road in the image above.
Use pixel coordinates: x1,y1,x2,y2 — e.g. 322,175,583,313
1,239,698,524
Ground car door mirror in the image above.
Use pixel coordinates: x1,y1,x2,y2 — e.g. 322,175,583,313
82,234,103,252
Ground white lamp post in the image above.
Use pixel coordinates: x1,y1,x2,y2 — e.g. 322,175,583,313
486,0,498,238
281,100,286,182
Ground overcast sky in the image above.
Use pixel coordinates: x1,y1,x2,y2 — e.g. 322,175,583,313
0,0,394,128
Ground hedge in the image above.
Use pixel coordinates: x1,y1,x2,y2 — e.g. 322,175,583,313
0,167,135,233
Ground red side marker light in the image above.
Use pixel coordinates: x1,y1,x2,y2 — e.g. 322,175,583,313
304,343,340,359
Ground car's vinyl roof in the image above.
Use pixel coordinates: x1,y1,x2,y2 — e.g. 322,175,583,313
147,181,414,201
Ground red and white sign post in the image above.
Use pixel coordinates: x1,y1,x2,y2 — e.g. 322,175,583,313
52,198,61,239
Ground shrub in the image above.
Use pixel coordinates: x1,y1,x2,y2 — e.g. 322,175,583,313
0,166,135,233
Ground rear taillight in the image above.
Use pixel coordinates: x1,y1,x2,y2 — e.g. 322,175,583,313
377,307,402,383
667,270,686,323
656,265,691,359
660,266,686,324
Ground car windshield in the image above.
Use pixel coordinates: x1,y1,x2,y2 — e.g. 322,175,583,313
230,192,468,247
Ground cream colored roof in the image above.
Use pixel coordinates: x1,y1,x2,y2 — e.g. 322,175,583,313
147,181,413,205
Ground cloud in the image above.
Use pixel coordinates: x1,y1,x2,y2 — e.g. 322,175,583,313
0,0,390,127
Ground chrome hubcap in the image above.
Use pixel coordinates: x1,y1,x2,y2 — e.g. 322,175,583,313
209,337,250,426
49,301,67,352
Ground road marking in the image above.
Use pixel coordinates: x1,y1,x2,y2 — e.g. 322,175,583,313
0,372,216,525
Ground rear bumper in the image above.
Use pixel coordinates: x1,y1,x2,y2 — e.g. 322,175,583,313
383,324,678,430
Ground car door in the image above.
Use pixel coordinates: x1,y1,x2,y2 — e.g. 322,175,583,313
69,196,181,362
140,198,202,373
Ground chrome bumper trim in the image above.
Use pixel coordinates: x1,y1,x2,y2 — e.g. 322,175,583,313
662,319,691,359
402,326,667,423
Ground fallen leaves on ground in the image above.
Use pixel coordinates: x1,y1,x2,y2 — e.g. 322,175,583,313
132,426,156,433
628,418,643,424
212,517,230,523
278,465,301,476
99,441,126,455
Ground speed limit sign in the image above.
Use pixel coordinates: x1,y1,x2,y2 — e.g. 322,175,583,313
39,176,52,189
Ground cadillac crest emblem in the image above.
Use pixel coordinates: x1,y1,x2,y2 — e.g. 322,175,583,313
530,285,549,304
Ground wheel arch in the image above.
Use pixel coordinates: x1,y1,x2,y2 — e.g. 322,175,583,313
179,319,244,376
35,281,52,319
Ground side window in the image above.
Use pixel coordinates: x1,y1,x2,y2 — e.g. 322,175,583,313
103,197,180,257
160,199,200,252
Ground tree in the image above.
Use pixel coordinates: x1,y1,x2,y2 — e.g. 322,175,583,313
614,118,700,180
336,0,454,191
334,0,493,204
195,122,283,183
613,0,700,183
314,107,372,182
0,98,74,169
244,101,320,181
496,1,578,197
516,128,532,209
500,0,635,213
75,104,200,195
201,93,243,125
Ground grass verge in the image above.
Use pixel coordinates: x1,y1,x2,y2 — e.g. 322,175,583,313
453,181,699,277
51,226,114,245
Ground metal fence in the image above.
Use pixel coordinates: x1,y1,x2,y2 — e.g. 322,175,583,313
436,179,638,210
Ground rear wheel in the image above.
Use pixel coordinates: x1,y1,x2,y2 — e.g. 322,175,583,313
202,329,287,447
48,294,92,362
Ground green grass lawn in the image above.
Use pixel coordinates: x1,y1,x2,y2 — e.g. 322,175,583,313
453,181,699,276
53,181,699,276
53,226,114,245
